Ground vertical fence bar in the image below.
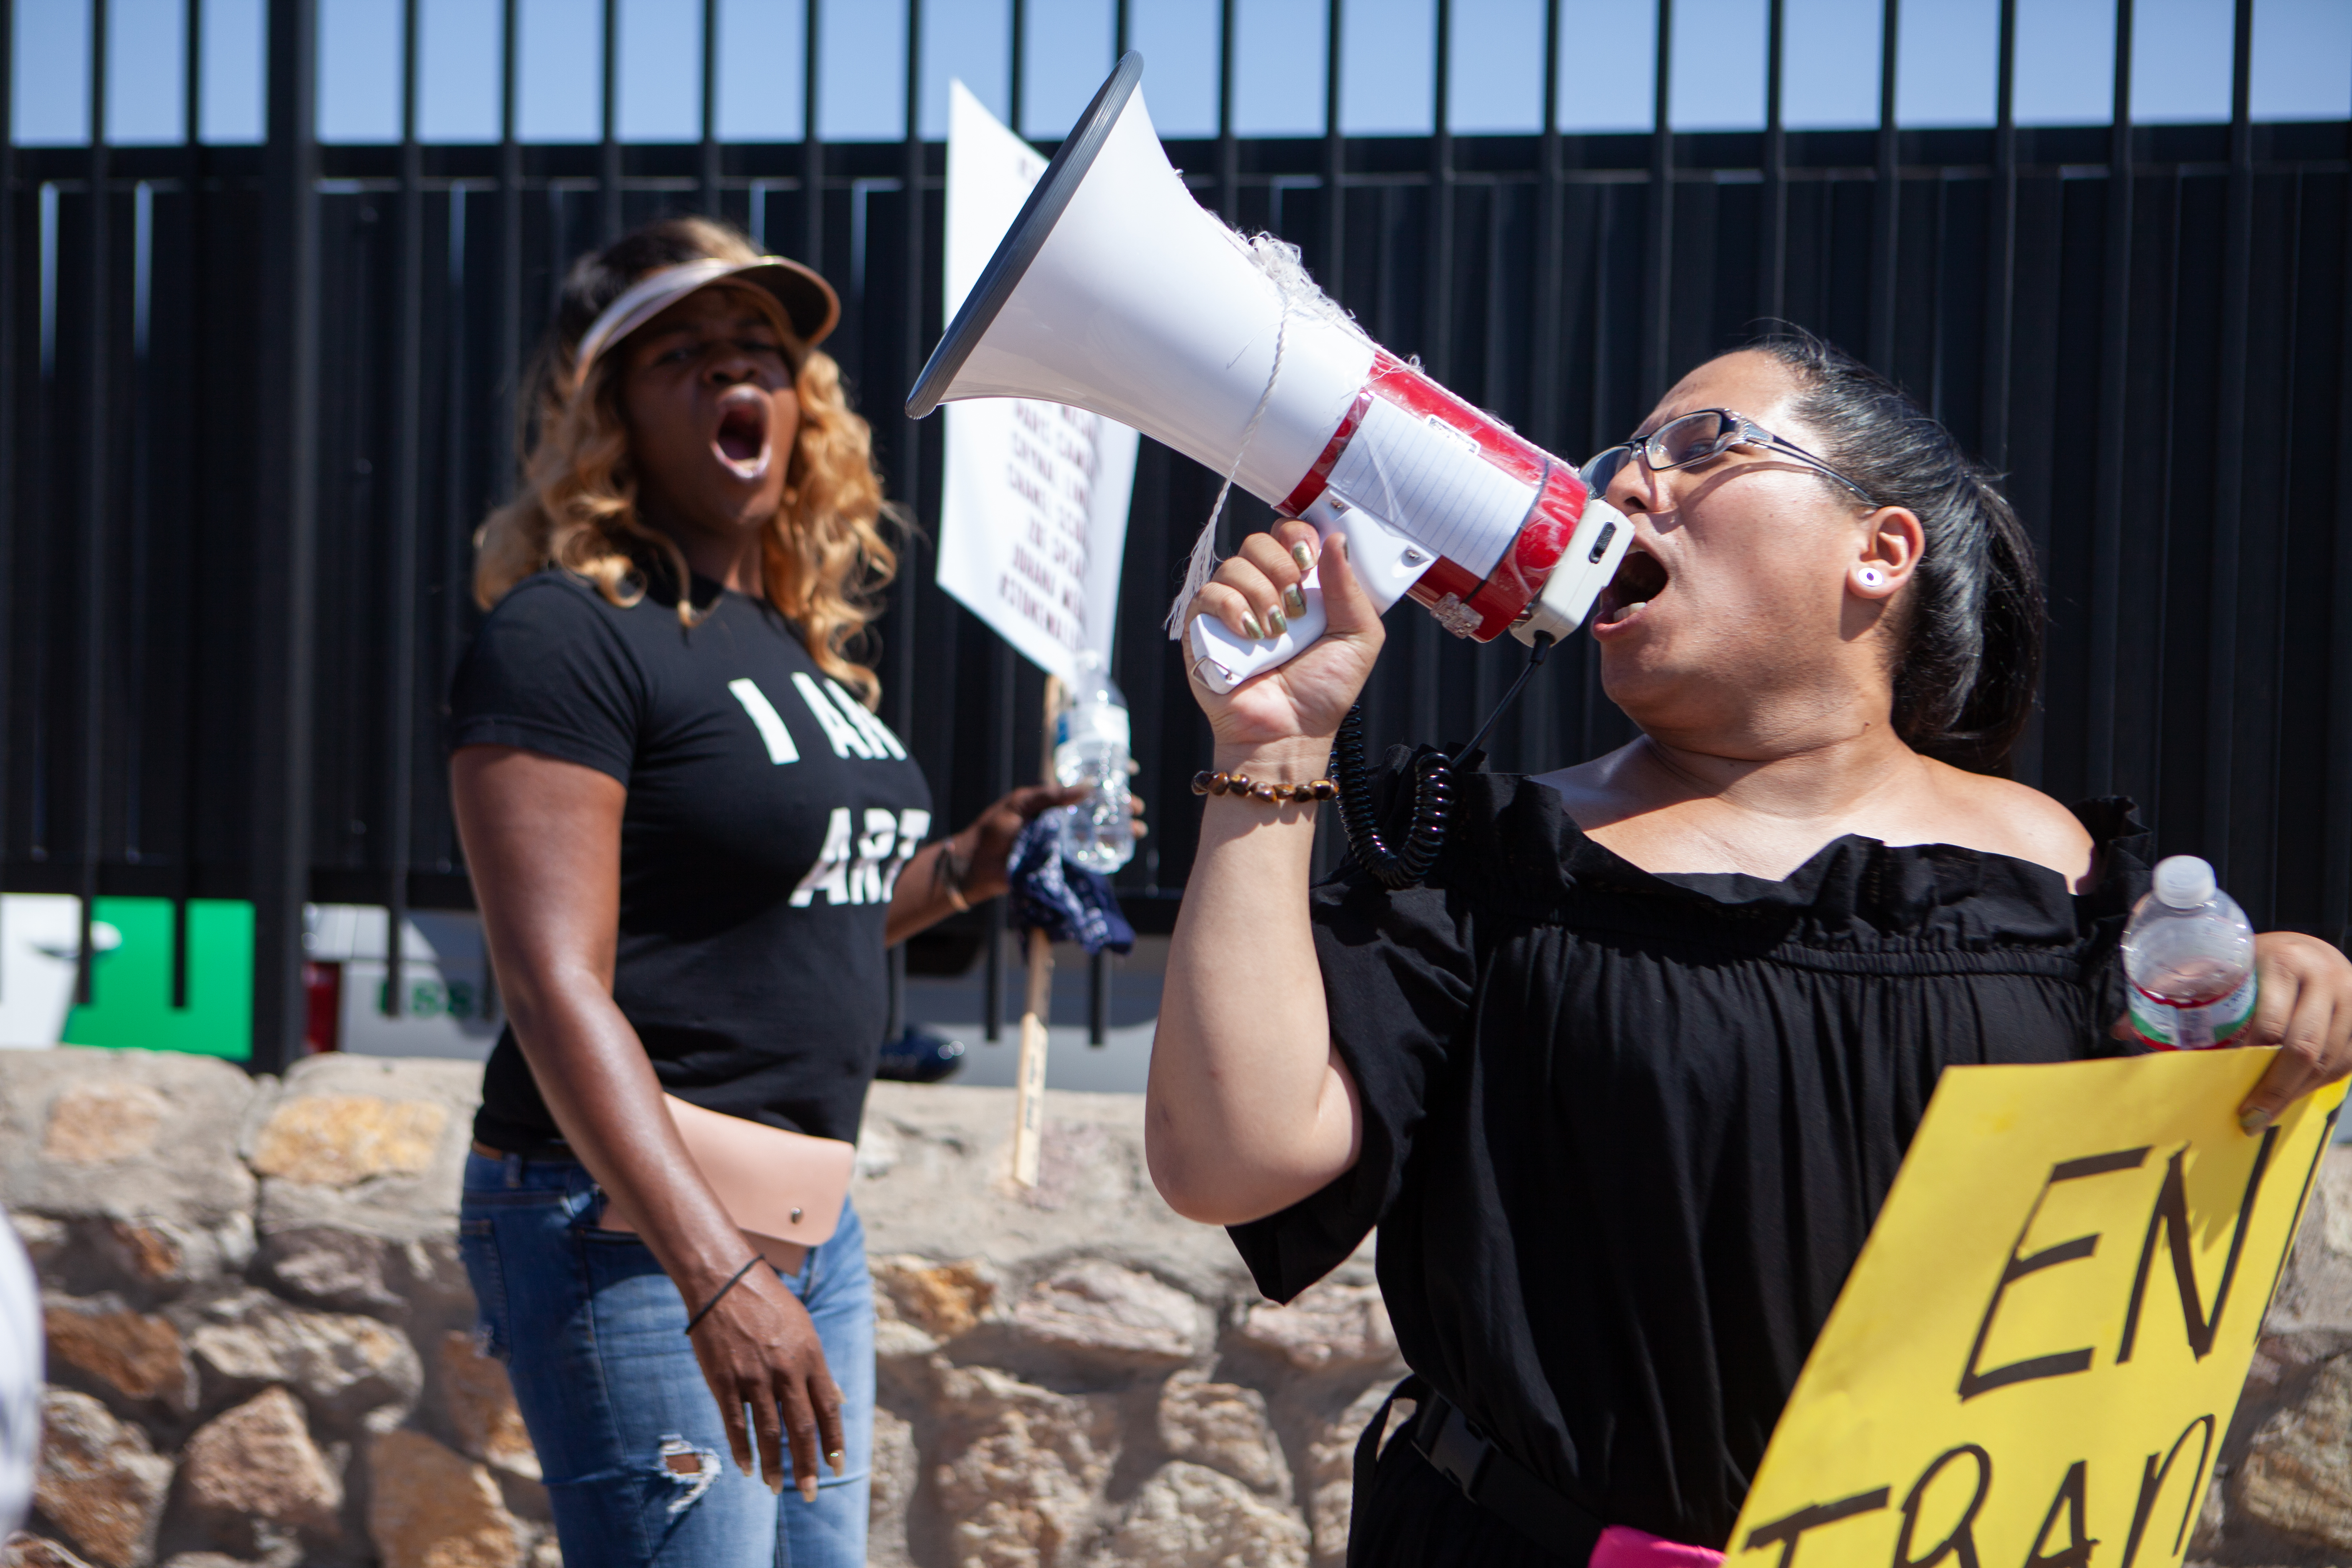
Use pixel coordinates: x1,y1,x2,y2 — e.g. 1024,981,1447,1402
75,0,112,1007
1981,0,2017,472
1322,0,1343,300
1642,0,1673,405
600,0,621,240
252,0,323,1070
1867,0,1898,372
1529,0,1562,449
1414,0,1453,744
1217,0,1237,222
1427,0,1453,382
2084,0,2133,796
1759,0,1785,323
499,0,521,474
699,0,720,212
985,0,1023,1043
888,0,923,1049
803,0,823,263
172,0,205,1006
2327,132,2352,945
1100,0,1128,1040
383,0,424,1019
2202,0,2254,869
0,0,16,989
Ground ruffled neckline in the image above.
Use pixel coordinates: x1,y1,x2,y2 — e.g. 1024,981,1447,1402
1398,757,2152,946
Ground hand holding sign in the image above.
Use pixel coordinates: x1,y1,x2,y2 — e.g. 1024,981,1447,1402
1729,1050,2345,1568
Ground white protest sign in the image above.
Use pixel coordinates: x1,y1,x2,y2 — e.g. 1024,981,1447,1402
937,80,1140,686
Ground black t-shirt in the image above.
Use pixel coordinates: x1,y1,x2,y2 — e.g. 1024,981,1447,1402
449,569,931,1148
1230,761,2151,1558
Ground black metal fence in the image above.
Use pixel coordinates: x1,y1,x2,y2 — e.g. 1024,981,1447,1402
4,0,2349,1069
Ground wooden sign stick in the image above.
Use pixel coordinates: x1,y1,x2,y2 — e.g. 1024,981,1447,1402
1011,675,1064,1189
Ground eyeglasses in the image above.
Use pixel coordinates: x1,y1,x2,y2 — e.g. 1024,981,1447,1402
1580,408,1877,506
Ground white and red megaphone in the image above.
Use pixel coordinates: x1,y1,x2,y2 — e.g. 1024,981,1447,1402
907,53,1632,694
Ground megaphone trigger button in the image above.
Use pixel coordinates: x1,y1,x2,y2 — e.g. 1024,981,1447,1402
1586,520,1619,565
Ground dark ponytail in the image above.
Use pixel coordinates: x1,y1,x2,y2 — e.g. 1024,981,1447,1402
1750,329,2042,775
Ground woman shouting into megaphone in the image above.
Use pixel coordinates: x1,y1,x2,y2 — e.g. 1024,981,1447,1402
1148,330,2352,1567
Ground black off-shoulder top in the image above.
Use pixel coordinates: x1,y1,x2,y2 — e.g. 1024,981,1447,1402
1230,762,2153,1560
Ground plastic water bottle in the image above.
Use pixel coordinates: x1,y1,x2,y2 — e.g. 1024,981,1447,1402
1053,650,1135,874
2122,855,2259,1050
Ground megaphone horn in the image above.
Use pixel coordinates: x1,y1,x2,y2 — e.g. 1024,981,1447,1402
908,53,1632,695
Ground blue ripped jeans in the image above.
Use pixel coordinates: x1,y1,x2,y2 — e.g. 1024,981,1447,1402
456,1152,873,1568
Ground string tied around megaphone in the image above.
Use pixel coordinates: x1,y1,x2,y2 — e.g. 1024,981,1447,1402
1163,232,1374,640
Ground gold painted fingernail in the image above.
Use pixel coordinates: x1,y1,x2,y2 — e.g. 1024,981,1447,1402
2241,1107,2273,1135
828,1449,846,1473
1266,607,1288,637
1284,585,1308,618
1291,542,1316,573
799,1478,819,1503
1239,614,1264,641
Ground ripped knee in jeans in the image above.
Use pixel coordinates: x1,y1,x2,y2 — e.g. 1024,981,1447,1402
654,1435,722,1516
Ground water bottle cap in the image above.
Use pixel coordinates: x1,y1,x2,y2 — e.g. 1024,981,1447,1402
2152,855,2217,909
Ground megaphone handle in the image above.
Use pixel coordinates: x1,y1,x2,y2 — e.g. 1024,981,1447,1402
1186,591,1328,696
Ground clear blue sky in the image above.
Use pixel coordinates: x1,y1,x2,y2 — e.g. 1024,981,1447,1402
13,0,2352,146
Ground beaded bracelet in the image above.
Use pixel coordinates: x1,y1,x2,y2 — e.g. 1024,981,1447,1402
1192,770,1339,805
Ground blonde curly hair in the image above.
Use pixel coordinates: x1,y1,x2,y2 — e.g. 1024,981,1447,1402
474,217,899,707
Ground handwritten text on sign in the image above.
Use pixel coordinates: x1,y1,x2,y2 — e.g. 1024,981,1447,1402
1730,1050,2344,1568
936,80,1137,683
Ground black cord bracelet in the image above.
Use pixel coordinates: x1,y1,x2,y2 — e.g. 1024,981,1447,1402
682,1254,768,1336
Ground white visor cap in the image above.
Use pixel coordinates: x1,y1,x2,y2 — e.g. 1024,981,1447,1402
571,255,841,389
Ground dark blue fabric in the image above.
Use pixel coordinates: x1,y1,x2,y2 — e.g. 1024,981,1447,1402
1008,814,1134,956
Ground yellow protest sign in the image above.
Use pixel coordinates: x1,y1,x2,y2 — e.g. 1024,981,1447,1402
1729,1049,2344,1568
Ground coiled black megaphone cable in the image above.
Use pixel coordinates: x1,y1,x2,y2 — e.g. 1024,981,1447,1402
1332,632,1557,890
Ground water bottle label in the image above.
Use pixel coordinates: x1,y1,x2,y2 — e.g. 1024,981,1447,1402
2128,972,2258,1050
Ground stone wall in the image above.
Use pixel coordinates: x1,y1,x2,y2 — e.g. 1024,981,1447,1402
0,1047,2349,1568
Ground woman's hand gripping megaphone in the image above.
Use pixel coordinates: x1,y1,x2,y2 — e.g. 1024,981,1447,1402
1186,521,1385,759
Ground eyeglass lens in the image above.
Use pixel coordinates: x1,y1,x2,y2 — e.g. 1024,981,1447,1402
1581,410,1738,493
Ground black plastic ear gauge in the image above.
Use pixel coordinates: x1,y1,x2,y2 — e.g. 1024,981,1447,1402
1330,634,1555,890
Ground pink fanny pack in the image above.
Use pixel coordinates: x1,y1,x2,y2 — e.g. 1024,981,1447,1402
1589,1525,1726,1568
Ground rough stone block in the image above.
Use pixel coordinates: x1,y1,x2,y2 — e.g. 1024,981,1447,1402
7,1215,68,1271
250,1097,446,1189
176,1387,344,1547
2238,1351,2352,1549
42,1297,194,1413
0,1050,258,1243
873,1256,995,1342
934,1366,1121,1568
1157,1372,1289,1495
251,1057,480,1244
32,1389,172,1568
1305,1383,1397,1567
367,1429,524,1568
42,1086,170,1167
1234,1281,1398,1375
1094,1462,1311,1568
2,1535,95,1568
855,1086,1255,1301
2265,1149,2352,1342
1006,1261,1206,1367
438,1330,540,1480
180,1290,421,1433
868,1404,919,1568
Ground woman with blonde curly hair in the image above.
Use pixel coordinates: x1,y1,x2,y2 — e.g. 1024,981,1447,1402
448,217,1088,1568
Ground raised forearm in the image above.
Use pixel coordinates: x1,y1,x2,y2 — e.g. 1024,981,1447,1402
1148,738,1361,1225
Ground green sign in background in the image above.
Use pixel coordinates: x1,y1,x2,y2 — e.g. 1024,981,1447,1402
62,897,253,1061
